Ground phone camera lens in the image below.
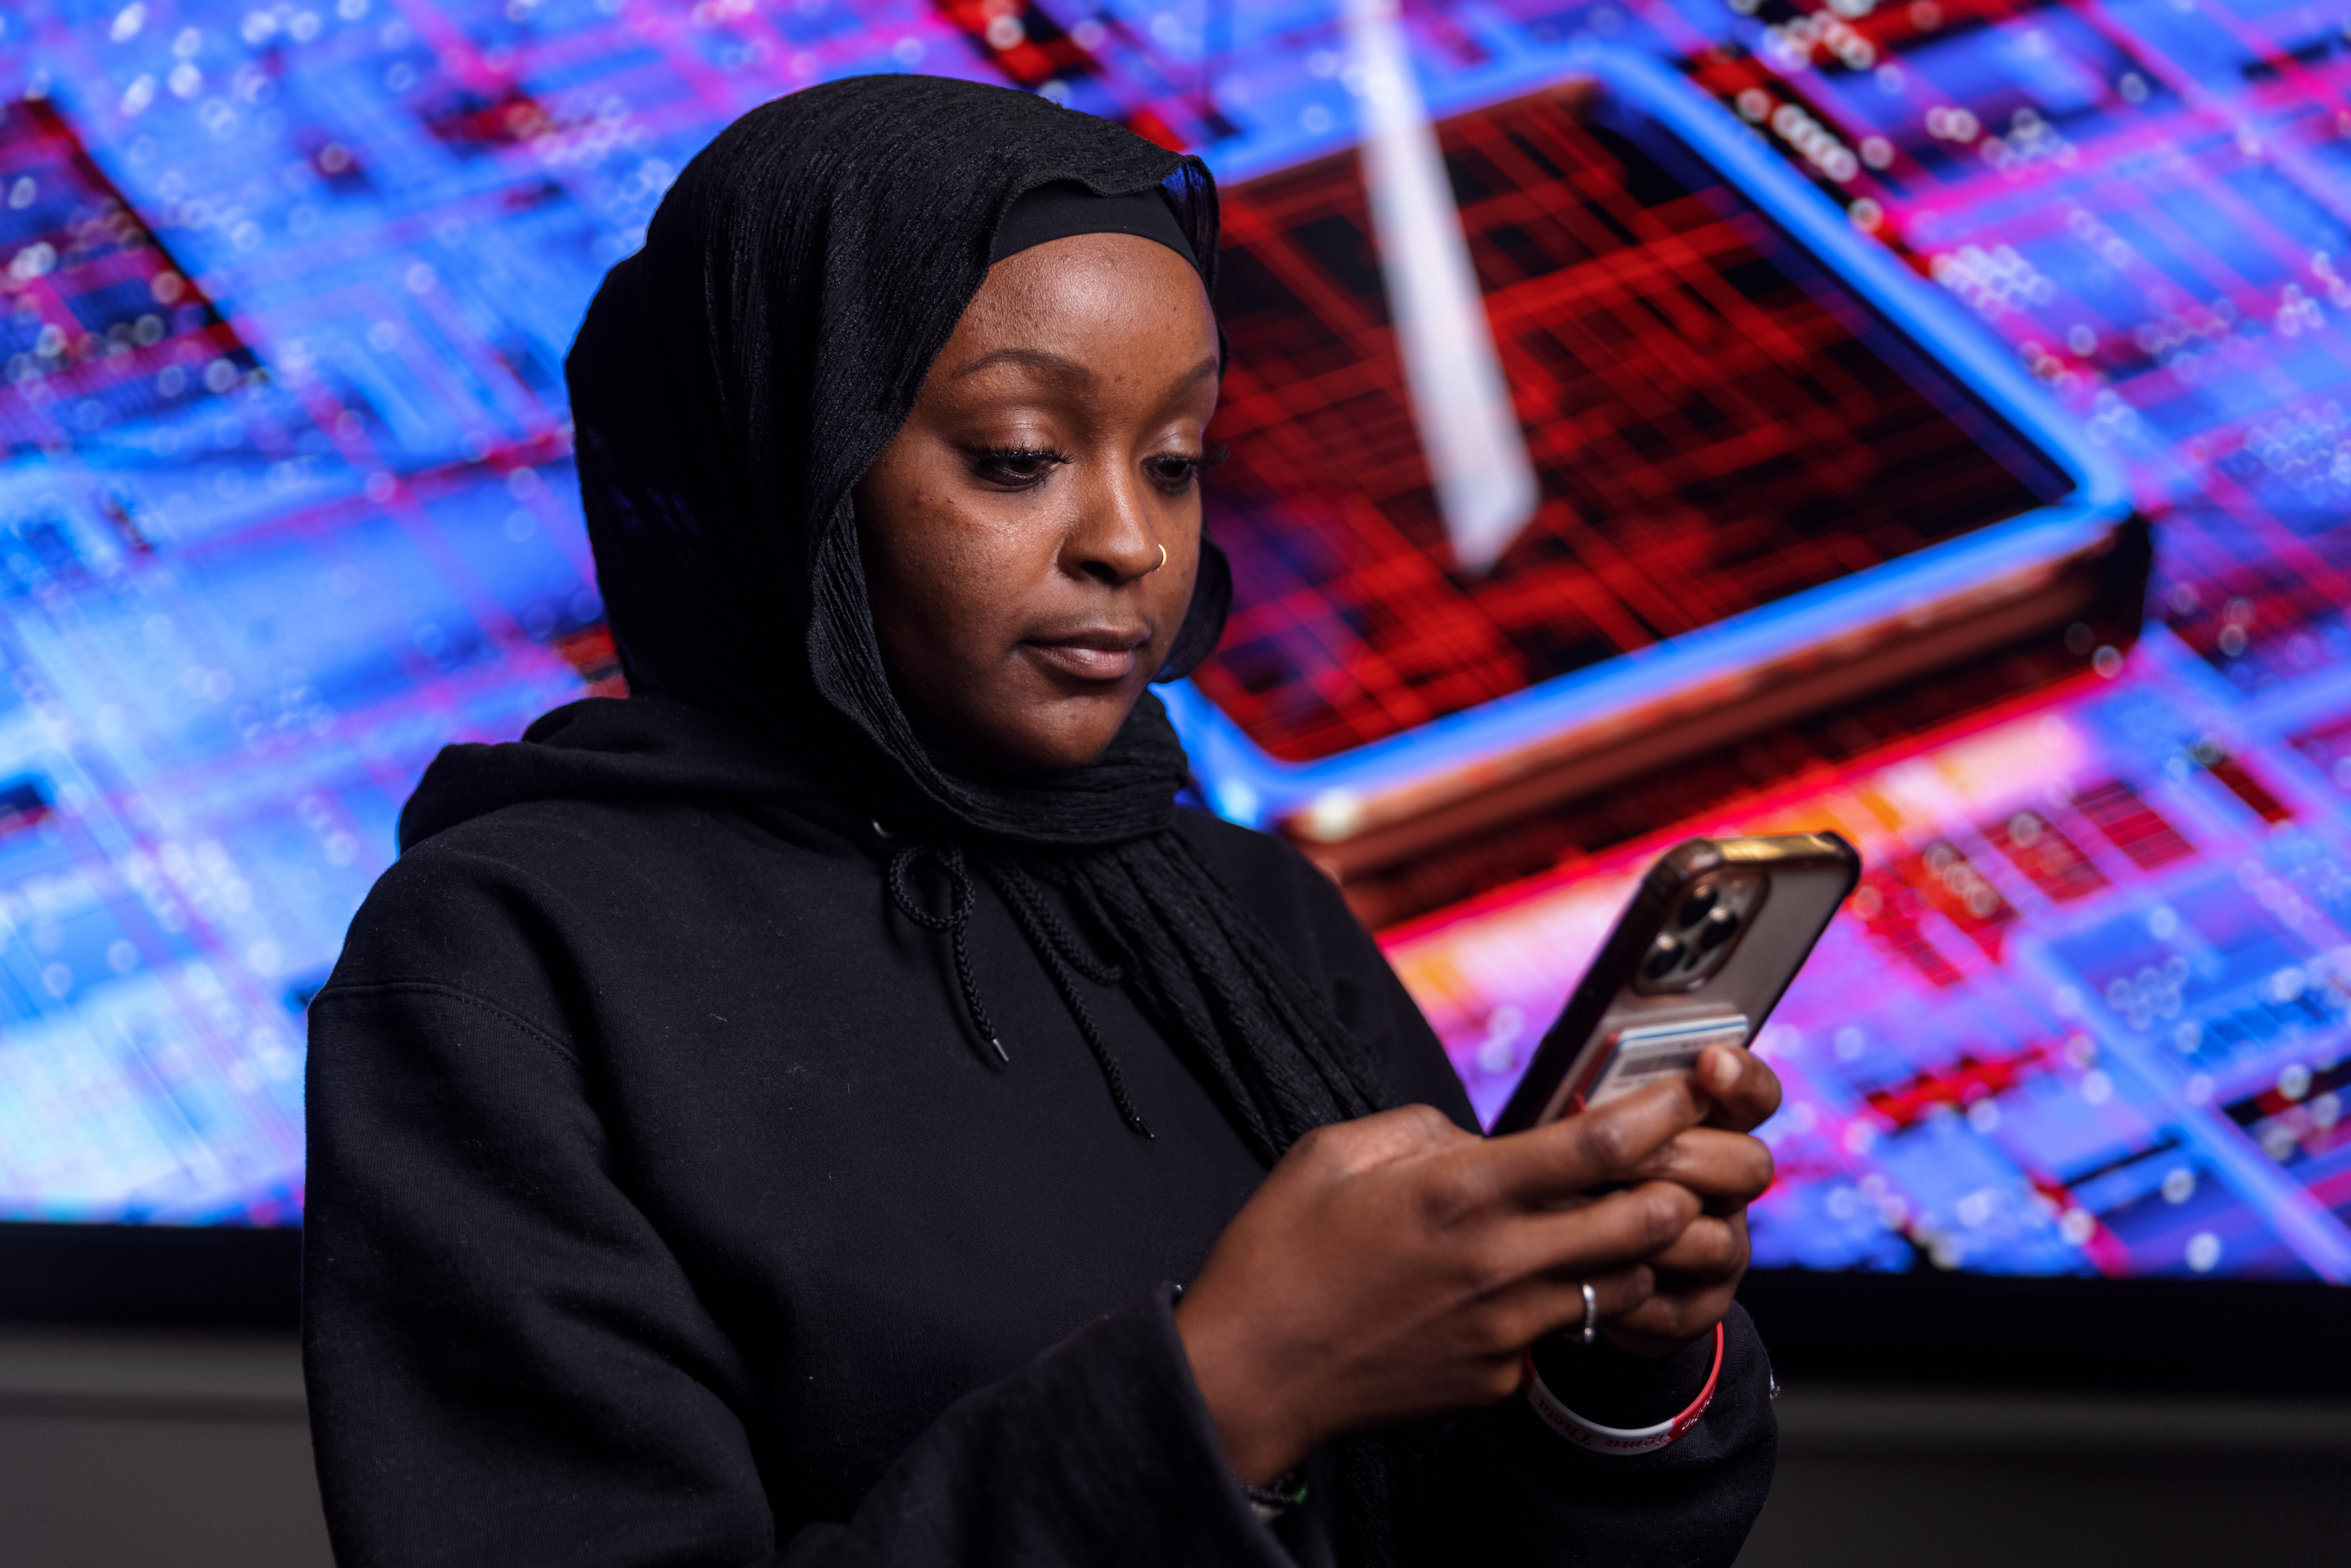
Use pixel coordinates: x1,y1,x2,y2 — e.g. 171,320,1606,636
1643,934,1683,979
1677,884,1718,928
1698,906,1740,951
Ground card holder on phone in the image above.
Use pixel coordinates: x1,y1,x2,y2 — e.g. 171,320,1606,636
1572,1017,1754,1113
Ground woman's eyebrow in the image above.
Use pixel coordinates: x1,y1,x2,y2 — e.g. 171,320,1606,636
946,349,1223,387
948,346,1092,383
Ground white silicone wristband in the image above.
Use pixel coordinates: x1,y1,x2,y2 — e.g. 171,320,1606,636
1522,1321,1725,1456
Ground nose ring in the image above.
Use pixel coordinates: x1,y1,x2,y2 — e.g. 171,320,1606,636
1148,542,1168,575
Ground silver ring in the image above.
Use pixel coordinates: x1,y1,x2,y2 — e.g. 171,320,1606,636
1578,1279,1598,1345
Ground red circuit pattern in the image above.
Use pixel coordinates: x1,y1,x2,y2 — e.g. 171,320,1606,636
2069,777,2197,872
1984,807,2112,903
1192,89,2054,764
1895,840,2018,960
1864,1044,2049,1131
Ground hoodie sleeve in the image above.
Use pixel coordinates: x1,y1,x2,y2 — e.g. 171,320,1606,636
304,859,1291,1568
1409,1306,1779,1568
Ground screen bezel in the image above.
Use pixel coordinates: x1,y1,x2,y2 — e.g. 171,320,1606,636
0,1221,299,1328
7,1219,2342,1398
1740,1268,2351,1395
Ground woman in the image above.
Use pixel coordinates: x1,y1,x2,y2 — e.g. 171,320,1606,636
304,74,1782,1567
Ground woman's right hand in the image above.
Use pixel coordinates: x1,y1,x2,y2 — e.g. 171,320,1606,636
1173,1077,1712,1485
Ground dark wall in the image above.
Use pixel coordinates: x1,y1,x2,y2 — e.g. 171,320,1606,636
0,1328,326,1568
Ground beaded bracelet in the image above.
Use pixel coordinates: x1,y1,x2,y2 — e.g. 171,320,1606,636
1240,1469,1309,1523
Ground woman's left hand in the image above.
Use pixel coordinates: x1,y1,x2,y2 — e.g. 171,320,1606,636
1599,1043,1781,1357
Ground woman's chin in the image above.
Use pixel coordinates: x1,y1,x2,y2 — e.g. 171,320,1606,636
972,696,1143,775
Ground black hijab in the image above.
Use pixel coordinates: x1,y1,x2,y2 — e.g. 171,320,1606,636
561,74,1386,1165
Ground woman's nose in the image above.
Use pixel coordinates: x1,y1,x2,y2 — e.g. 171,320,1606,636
1064,460,1163,585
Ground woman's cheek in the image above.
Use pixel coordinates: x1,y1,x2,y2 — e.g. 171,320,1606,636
906,510,1020,665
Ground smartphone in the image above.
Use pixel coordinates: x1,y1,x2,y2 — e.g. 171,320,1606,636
1488,834,1860,1135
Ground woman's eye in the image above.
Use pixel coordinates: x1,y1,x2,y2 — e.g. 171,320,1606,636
969,446,1071,487
1144,454,1205,493
1146,443,1225,494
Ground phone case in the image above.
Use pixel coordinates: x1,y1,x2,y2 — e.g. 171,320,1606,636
1488,834,1860,1135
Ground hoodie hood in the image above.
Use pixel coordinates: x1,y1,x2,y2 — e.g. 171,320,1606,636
397,697,828,854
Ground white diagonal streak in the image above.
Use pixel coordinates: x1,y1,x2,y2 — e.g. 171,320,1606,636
1344,0,1539,574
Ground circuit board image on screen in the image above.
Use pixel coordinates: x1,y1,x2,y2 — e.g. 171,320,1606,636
2,0,2350,1291
1199,81,2070,766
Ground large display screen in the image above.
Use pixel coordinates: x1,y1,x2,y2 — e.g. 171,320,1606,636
2,0,2349,1289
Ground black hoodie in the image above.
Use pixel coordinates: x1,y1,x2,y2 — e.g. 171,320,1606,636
303,697,1777,1567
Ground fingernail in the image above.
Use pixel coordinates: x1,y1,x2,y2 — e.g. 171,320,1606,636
1703,1048,1739,1093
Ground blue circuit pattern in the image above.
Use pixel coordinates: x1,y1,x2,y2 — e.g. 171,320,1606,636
1,0,2350,1289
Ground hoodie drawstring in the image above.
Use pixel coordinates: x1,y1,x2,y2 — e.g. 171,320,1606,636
888,844,1004,1063
888,843,1151,1138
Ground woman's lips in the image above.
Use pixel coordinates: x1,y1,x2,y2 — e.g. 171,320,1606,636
1024,632,1146,682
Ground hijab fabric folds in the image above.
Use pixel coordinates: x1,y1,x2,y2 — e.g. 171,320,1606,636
562,73,1384,1165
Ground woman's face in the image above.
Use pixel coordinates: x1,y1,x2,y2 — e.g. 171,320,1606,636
855,230,1220,773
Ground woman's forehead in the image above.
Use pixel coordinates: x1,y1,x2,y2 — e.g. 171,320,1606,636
959,233,1215,341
